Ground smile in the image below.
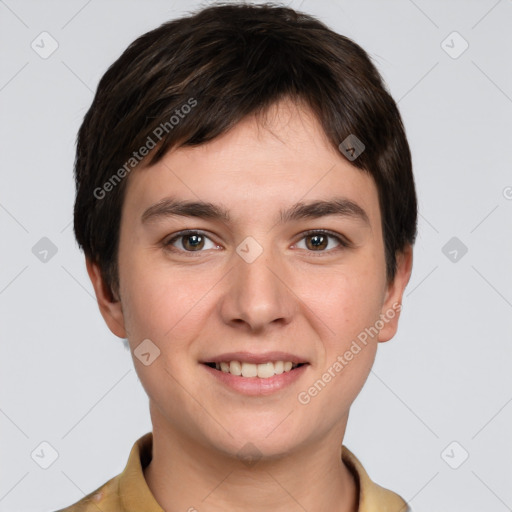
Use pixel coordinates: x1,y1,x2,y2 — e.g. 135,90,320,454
204,360,305,379
201,358,309,396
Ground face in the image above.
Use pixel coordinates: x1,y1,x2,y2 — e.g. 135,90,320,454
88,98,412,459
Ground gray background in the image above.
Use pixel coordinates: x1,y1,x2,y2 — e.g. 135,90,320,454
1,0,511,511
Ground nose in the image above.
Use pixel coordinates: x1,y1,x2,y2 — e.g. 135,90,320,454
219,242,296,334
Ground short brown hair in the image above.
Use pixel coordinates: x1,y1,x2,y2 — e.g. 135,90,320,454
73,2,417,298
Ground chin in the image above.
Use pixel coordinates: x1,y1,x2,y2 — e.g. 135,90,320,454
200,412,308,461
213,432,301,464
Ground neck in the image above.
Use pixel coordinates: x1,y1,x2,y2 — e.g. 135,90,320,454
143,409,359,512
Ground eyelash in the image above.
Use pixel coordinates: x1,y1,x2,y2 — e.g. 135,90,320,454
163,229,351,256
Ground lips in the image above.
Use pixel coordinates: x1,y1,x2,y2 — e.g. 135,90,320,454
200,352,309,380
203,351,309,364
201,358,309,396
207,360,305,378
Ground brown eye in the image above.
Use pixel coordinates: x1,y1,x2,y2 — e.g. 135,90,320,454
181,233,205,251
296,230,349,252
165,231,217,253
305,233,328,251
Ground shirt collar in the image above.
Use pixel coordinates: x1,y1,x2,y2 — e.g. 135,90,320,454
341,445,411,511
118,432,409,512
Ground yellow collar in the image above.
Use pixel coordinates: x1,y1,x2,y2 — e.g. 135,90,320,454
58,432,410,512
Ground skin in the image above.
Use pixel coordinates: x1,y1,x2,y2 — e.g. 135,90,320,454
87,97,413,512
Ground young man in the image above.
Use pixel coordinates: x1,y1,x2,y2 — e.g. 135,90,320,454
59,3,417,511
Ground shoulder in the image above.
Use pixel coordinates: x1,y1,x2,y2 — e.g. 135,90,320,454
52,474,122,512
51,432,157,512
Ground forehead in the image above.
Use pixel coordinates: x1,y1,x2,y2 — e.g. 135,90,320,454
122,99,381,229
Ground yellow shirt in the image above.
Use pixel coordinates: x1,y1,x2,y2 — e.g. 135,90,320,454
55,432,410,512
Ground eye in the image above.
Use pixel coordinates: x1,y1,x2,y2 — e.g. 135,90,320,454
164,231,219,253
294,230,350,252
163,229,351,255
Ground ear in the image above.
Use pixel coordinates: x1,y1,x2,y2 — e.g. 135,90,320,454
85,257,127,338
378,245,413,343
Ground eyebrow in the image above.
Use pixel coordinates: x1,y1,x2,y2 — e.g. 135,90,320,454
141,196,370,226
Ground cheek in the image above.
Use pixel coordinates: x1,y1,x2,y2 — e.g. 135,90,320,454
305,265,384,391
118,256,210,402
119,252,215,348
297,273,381,420
309,263,385,341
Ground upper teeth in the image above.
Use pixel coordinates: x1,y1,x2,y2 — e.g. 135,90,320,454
215,361,299,379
